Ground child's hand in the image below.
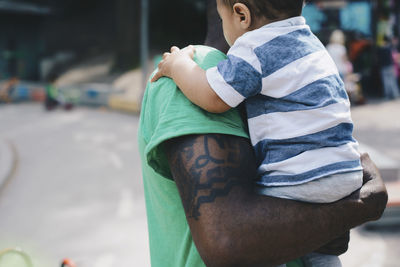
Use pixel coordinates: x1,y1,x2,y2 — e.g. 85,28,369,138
151,45,195,82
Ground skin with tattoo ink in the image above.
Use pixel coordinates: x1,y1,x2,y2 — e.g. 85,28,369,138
167,134,253,220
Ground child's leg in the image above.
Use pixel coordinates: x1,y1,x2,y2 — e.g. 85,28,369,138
302,253,342,267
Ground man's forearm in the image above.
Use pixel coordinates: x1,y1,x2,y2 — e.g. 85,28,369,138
200,186,360,266
166,134,385,266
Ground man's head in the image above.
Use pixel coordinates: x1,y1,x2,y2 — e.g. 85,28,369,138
216,0,304,46
204,0,230,53
220,0,304,20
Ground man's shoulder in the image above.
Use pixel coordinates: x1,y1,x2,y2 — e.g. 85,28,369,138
140,74,248,138
192,45,227,69
139,46,249,177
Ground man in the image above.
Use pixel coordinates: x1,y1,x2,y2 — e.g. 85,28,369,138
138,2,387,266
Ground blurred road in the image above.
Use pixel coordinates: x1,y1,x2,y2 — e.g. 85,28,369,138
0,103,149,267
352,99,400,163
0,100,399,267
340,99,400,267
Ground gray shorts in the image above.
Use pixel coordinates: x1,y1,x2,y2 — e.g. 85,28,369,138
256,170,363,203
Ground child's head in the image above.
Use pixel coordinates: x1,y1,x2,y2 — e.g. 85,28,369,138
217,0,304,46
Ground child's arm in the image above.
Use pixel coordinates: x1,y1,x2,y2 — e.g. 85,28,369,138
151,46,231,113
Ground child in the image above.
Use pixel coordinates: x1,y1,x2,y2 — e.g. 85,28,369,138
152,1,362,266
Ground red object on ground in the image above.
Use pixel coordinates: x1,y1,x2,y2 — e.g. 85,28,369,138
61,258,77,267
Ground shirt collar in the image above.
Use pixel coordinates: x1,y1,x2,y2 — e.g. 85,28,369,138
262,16,306,29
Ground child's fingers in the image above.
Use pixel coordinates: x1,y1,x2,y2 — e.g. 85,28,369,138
162,52,170,59
151,71,162,83
170,46,180,53
184,45,196,58
150,72,159,82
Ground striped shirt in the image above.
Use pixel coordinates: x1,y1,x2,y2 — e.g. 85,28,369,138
206,16,362,186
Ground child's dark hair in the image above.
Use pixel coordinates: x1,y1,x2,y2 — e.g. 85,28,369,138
221,0,304,21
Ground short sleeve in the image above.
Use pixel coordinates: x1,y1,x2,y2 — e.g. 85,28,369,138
141,78,249,178
206,45,262,107
139,46,249,179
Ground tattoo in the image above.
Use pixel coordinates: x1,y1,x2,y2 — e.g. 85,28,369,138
167,134,254,220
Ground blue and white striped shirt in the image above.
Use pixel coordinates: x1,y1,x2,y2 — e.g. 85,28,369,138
206,16,362,186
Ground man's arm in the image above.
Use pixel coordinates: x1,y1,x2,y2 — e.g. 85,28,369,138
165,134,387,267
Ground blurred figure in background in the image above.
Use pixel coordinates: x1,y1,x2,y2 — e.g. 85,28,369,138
391,36,400,87
0,77,18,103
326,30,350,79
326,30,364,105
44,73,74,111
377,35,400,100
44,73,59,110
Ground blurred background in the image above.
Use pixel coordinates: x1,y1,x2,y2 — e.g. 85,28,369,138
0,0,399,266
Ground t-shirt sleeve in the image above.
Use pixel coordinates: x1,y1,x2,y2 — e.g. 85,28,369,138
140,76,249,179
206,45,262,107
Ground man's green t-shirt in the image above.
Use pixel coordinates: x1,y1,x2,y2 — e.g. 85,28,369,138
138,45,303,267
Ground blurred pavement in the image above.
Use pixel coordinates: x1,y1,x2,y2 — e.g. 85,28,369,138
340,98,400,267
0,103,149,267
0,139,17,192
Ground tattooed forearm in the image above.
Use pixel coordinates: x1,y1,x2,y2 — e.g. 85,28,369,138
166,134,256,220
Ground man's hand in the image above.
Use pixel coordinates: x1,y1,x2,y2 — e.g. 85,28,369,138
316,231,350,256
151,45,196,82
315,153,388,257
357,153,388,221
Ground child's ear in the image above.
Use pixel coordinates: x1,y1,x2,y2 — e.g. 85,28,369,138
232,3,251,29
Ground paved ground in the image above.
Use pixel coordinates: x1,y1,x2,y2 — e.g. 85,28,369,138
340,98,400,267
0,103,149,267
0,99,399,267
351,99,400,164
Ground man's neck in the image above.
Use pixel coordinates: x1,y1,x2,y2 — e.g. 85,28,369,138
204,0,230,54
